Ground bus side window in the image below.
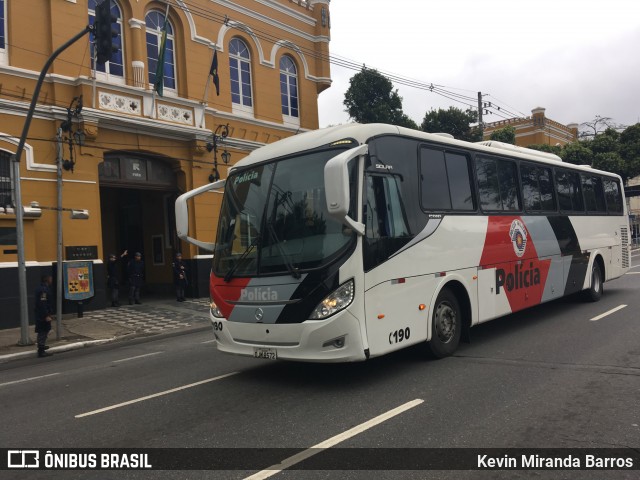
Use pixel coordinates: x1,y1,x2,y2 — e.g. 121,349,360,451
476,156,521,212
522,163,556,213
419,148,474,212
556,170,584,213
582,174,607,213
603,178,623,214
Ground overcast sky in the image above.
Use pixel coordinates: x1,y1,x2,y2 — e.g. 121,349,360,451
317,0,640,131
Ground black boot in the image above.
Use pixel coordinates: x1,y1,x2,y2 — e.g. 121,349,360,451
37,347,52,358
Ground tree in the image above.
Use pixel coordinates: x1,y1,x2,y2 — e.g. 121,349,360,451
560,142,593,165
579,115,621,139
343,67,417,128
592,152,626,181
420,107,481,142
588,128,620,154
619,123,640,182
489,125,516,144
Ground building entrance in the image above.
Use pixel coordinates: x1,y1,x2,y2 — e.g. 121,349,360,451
99,154,180,297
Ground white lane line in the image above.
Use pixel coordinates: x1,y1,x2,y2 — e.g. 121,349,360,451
112,352,164,363
201,339,217,344
75,372,239,418
626,272,640,275
0,373,60,388
590,304,627,322
244,398,424,480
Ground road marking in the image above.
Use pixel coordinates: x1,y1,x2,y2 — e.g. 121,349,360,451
590,304,627,322
0,373,60,388
626,272,640,275
75,372,239,418
244,399,424,480
201,339,217,344
113,352,163,363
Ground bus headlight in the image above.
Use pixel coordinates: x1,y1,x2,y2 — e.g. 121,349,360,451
310,280,354,320
210,300,223,318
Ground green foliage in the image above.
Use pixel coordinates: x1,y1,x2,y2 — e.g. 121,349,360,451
560,142,593,165
489,125,516,144
556,123,640,183
343,67,417,127
592,152,626,177
420,107,481,142
619,124,640,181
589,128,620,154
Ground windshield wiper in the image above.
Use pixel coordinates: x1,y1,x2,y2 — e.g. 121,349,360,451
223,234,261,283
266,223,301,279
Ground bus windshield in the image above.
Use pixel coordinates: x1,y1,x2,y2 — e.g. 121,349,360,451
213,147,356,280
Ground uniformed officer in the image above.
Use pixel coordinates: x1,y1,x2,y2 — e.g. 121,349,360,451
127,252,145,305
107,250,127,307
172,252,188,302
34,274,54,358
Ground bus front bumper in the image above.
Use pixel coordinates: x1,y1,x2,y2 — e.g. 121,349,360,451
209,310,366,363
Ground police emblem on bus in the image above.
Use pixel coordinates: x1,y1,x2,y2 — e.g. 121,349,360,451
255,308,264,322
509,219,527,257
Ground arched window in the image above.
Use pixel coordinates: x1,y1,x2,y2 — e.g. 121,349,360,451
0,0,6,65
146,10,176,92
279,56,299,118
229,38,253,111
88,0,124,80
0,150,12,209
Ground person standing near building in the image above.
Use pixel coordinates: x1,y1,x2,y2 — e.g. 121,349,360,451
127,252,145,305
34,274,54,358
107,250,127,307
172,252,188,302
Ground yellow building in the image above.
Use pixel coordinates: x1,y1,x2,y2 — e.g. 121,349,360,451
0,0,332,325
483,107,578,147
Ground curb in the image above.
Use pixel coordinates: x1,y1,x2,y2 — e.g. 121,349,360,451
0,338,116,363
0,324,211,364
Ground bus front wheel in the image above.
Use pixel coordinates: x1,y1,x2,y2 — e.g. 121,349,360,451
583,261,603,302
427,288,461,358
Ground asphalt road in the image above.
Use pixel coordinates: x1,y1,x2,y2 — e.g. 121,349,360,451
1,252,639,480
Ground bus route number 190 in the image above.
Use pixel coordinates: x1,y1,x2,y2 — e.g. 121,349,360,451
389,327,410,345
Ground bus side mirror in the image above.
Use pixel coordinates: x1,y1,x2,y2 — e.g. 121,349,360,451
175,179,226,252
324,144,366,236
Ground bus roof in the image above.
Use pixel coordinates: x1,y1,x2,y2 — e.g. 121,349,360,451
230,123,620,180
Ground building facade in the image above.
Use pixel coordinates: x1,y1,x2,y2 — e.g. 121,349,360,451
483,107,578,147
0,0,332,327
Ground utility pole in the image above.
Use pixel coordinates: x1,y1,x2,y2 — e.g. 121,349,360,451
478,91,484,139
56,127,63,340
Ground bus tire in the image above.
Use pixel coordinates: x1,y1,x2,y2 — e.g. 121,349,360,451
583,261,603,302
427,288,461,358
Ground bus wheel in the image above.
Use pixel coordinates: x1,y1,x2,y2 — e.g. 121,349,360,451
584,261,603,302
427,288,461,358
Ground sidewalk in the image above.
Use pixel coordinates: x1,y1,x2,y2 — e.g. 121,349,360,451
0,297,212,363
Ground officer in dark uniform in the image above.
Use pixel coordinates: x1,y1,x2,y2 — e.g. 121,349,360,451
34,274,54,358
127,252,145,305
107,250,127,307
172,252,188,302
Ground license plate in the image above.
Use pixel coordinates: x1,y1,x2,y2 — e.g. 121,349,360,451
253,347,277,360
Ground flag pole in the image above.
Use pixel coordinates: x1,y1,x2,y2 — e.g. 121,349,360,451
200,47,216,128
152,2,170,118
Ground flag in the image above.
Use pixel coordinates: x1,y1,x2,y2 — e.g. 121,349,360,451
209,49,220,96
153,8,170,97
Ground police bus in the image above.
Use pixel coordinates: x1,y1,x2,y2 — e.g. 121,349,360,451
175,123,631,362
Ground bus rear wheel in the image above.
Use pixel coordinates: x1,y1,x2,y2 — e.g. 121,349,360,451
583,261,603,302
427,288,461,358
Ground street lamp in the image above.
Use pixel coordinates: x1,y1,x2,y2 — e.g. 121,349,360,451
206,124,231,183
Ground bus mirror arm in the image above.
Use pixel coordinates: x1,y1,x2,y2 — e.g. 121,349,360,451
175,179,226,252
325,144,367,236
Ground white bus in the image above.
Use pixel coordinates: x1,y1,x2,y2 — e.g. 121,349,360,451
176,123,631,362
